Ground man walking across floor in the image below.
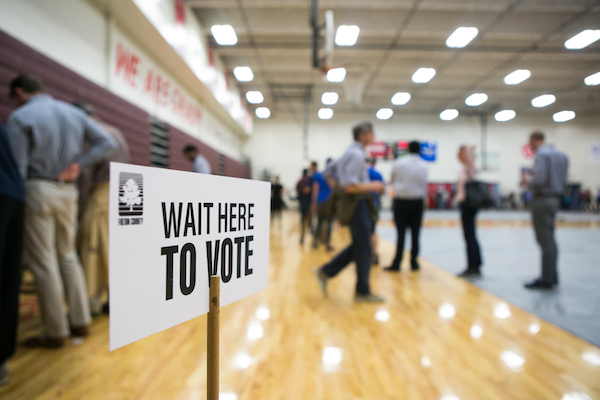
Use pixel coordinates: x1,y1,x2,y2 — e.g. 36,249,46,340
524,131,568,289
384,141,428,272
314,122,385,302
6,74,115,348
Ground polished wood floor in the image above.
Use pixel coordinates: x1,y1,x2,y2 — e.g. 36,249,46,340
2,211,599,400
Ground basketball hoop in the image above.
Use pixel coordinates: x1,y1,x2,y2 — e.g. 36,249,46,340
341,63,370,107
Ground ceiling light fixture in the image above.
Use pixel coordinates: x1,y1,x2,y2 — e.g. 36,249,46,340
446,27,479,48
391,92,411,105
245,91,264,104
465,93,488,106
326,68,346,83
376,108,393,120
565,29,600,50
531,94,556,108
318,108,333,120
335,25,360,46
321,92,339,105
494,110,516,122
584,71,600,86
553,110,575,122
233,66,254,82
440,109,459,121
255,107,270,119
210,25,238,46
504,69,531,85
412,68,436,83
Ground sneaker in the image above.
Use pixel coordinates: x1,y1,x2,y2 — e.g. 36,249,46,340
354,293,385,303
383,266,400,272
524,278,556,290
457,268,481,278
24,334,65,349
0,362,10,386
313,267,328,297
411,261,420,271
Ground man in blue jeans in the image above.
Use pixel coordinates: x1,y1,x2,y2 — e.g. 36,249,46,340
314,122,385,302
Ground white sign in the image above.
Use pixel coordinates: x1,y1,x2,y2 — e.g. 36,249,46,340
109,163,270,350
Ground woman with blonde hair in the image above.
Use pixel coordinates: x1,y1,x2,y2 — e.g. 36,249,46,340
456,145,483,277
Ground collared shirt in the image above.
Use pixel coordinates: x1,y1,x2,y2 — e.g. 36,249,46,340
327,141,368,188
391,154,428,199
6,94,116,180
193,154,212,174
530,144,568,197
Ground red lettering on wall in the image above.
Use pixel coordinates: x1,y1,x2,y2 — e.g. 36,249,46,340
115,42,140,88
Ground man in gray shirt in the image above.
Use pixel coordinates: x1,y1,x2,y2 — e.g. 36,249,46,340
183,145,212,174
6,74,115,347
525,131,568,290
384,141,428,272
314,122,385,302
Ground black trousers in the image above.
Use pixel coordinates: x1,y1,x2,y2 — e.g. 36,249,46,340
313,202,333,246
460,202,482,271
0,196,25,364
322,200,372,295
390,198,424,269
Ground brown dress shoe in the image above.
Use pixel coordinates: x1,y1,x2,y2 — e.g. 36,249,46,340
70,325,90,337
24,334,65,349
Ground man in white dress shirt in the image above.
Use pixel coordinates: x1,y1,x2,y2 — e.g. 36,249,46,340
384,141,428,272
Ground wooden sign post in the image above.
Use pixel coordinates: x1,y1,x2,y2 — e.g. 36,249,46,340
207,276,220,400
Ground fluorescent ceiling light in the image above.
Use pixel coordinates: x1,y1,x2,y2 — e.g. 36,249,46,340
335,25,360,46
495,110,516,122
446,27,479,48
391,92,411,105
376,108,393,120
412,68,436,83
321,92,339,105
584,71,600,86
465,93,488,106
565,29,600,50
233,66,253,82
211,25,238,46
504,69,531,85
326,68,346,83
318,108,333,120
553,110,575,122
245,91,264,104
255,107,270,119
531,94,556,108
440,109,459,121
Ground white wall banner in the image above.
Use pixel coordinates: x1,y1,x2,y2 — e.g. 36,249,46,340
109,163,271,350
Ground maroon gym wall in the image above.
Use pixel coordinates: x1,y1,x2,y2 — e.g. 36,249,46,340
0,29,251,178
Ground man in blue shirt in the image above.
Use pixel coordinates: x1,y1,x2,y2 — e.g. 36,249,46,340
0,122,26,385
368,158,384,265
314,122,385,302
6,74,115,348
311,159,334,251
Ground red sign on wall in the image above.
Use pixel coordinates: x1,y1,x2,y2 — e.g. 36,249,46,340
522,143,534,159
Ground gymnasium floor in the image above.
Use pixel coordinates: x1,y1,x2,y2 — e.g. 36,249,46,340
1,211,599,400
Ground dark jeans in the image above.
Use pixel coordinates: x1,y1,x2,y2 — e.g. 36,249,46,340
532,197,560,284
0,197,25,363
313,203,333,246
390,198,424,269
460,202,482,271
322,200,372,295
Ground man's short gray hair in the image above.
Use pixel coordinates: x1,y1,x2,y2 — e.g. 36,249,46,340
353,122,373,141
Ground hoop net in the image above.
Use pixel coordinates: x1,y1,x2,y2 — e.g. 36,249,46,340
342,64,369,106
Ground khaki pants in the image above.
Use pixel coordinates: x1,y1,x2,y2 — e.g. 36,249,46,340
77,182,109,314
24,180,91,338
